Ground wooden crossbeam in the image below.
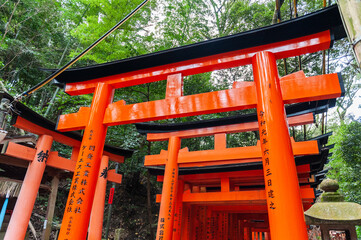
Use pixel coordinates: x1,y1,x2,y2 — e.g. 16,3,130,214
13,116,125,163
156,165,310,182
155,187,314,203
146,112,314,141
63,31,331,95
207,205,267,213
57,72,342,130
1,142,122,184
144,139,319,166
155,166,313,190
14,117,80,147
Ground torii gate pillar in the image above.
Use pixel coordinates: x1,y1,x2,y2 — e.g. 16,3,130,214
88,155,109,240
155,136,181,240
4,135,53,240
58,83,114,239
252,51,308,239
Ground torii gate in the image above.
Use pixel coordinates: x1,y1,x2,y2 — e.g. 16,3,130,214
0,92,132,240
138,107,331,240
54,5,345,239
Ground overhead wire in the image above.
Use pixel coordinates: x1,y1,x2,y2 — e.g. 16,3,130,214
44,4,91,118
14,0,150,102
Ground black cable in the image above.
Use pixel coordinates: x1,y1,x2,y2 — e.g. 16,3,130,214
16,0,149,100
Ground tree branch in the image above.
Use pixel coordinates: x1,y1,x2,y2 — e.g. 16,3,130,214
0,0,21,46
0,0,9,9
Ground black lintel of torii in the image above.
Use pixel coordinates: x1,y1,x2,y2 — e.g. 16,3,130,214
48,5,346,85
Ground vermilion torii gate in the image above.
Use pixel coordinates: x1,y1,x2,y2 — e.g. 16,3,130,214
0,92,132,240
138,106,331,240
54,5,345,239
137,98,333,239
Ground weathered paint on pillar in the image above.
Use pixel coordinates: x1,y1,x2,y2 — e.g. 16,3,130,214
58,83,114,239
155,136,181,240
172,180,184,240
5,135,53,240
252,51,308,240
338,0,361,68
88,155,109,240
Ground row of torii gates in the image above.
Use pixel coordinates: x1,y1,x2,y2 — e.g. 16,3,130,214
0,4,350,240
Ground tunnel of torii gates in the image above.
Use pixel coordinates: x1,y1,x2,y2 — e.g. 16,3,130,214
50,4,346,240
0,92,133,240
1,4,347,240
135,100,334,240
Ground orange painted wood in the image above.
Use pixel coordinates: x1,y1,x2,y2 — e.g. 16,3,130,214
172,180,184,240
4,135,53,240
63,31,331,95
3,142,122,184
245,227,252,240
57,71,340,130
181,165,310,182
156,188,314,203
156,166,311,188
4,142,76,172
144,140,319,166
71,147,79,161
103,73,340,126
103,152,124,164
199,206,207,240
88,156,109,240
181,188,314,203
14,117,80,147
107,169,122,184
223,212,229,240
253,51,308,239
57,107,90,132
146,112,314,141
221,177,230,192
155,136,181,240
179,159,258,168
206,208,214,240
181,204,191,240
207,205,268,213
13,117,125,163
47,152,76,172
58,83,114,240
191,206,200,240
3,141,36,161
166,73,183,98
214,133,227,150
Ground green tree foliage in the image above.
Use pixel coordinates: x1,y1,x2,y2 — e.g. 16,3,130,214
327,121,361,204
0,0,91,120
1,0,361,238
63,0,155,63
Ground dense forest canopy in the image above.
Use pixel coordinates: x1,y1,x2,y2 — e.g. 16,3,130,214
0,0,360,239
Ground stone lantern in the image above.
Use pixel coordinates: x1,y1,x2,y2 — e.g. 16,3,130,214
304,179,361,239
